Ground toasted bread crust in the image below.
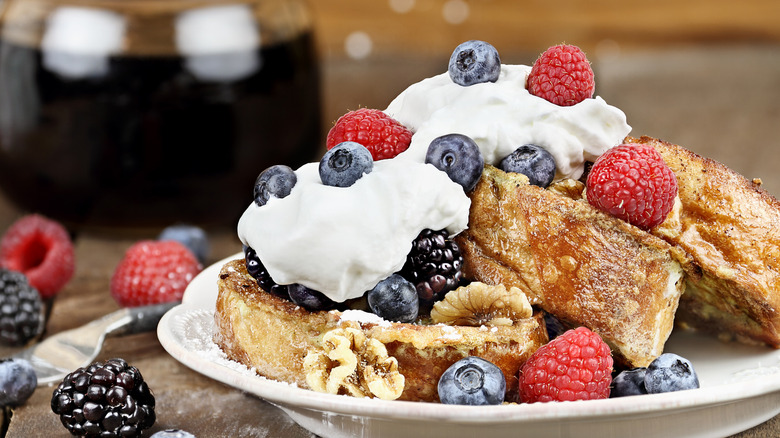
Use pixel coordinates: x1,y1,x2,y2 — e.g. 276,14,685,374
630,136,780,347
214,259,548,402
457,165,685,367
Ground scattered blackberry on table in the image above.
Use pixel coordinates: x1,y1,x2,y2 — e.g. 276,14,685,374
425,134,484,193
254,164,297,206
610,367,648,397
367,274,419,323
0,358,37,407
243,246,289,299
448,40,501,86
319,141,374,188
437,356,506,405
0,268,45,345
51,358,156,438
644,353,699,394
158,224,210,264
499,144,557,188
400,229,463,303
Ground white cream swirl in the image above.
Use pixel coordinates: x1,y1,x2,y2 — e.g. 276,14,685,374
385,64,632,181
237,159,470,303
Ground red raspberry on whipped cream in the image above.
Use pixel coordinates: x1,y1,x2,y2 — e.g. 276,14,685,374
326,108,412,160
527,44,595,106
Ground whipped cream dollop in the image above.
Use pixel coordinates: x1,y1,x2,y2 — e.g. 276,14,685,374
385,64,632,181
238,159,470,302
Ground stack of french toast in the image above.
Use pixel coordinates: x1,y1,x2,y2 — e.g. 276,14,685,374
214,133,780,402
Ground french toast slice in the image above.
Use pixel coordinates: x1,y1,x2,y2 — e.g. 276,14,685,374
628,136,780,347
456,165,686,368
213,259,548,403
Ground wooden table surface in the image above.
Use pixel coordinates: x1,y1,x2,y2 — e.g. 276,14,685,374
2,15,780,436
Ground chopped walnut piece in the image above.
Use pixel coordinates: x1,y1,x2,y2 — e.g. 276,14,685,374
431,282,533,327
303,327,404,400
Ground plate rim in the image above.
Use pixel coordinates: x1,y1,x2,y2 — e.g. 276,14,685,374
158,254,780,425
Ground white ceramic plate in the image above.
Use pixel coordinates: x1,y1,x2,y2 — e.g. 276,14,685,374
159,254,780,438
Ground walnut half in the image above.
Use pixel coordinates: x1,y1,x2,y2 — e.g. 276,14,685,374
303,327,405,400
431,282,533,326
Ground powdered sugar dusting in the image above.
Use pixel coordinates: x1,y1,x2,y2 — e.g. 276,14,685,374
338,309,392,327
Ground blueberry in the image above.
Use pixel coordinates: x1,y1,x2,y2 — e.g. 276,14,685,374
543,312,566,340
0,358,37,407
437,356,505,405
288,284,335,311
610,368,648,397
499,144,556,188
158,224,209,263
367,274,419,323
644,353,700,394
448,40,501,86
319,141,373,188
150,430,196,438
254,164,297,206
426,134,484,192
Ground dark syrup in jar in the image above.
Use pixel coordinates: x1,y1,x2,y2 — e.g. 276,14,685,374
0,31,321,228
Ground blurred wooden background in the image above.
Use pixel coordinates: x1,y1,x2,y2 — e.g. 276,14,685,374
307,0,780,197
310,0,780,57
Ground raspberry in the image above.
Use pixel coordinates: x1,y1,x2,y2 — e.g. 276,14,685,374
0,214,75,299
526,44,595,106
326,108,412,160
110,240,202,307
586,143,678,229
519,327,613,403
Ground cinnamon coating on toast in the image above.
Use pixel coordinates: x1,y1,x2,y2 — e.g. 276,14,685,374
456,165,686,368
632,136,780,347
213,259,548,402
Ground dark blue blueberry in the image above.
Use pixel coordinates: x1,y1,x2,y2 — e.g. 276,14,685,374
644,353,700,394
254,164,297,206
499,144,556,188
448,40,501,86
425,134,484,192
610,367,648,397
543,312,566,340
0,358,37,407
367,274,419,323
288,284,335,311
150,430,197,438
437,356,505,405
243,245,289,299
158,224,209,263
319,141,373,188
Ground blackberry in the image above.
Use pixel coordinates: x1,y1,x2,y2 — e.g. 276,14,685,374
400,229,463,303
51,358,156,438
0,268,45,345
243,245,289,299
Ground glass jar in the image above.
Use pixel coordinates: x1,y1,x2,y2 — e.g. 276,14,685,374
0,0,321,228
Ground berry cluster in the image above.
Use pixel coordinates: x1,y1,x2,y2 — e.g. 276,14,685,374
242,39,693,408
